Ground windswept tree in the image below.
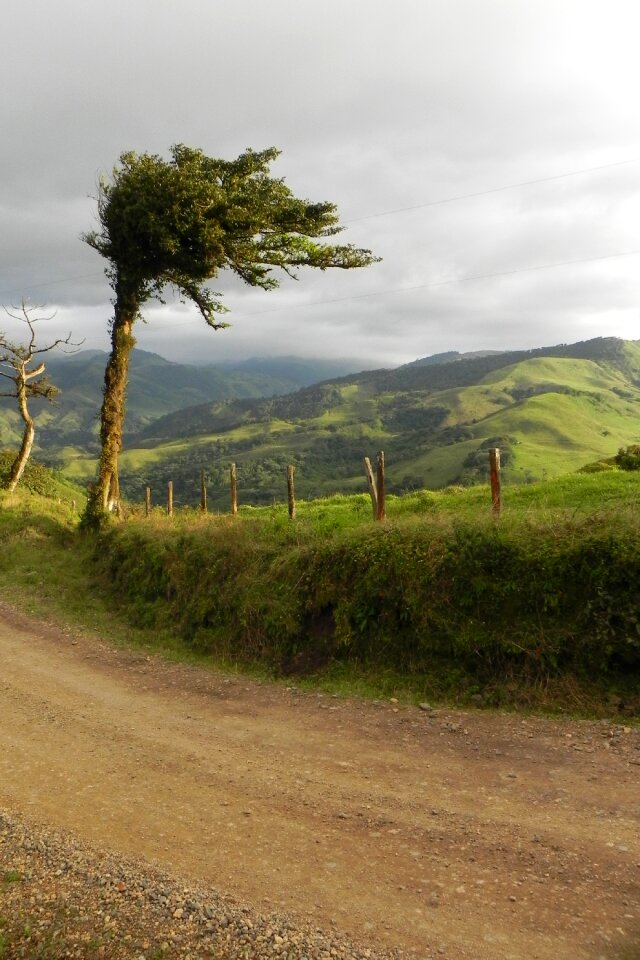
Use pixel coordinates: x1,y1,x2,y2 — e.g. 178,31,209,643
0,302,80,492
82,145,379,523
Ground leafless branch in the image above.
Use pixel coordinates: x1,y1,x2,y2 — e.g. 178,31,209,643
2,300,84,358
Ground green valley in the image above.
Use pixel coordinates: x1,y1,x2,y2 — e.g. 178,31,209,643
95,337,640,508
0,350,367,470
3,335,640,509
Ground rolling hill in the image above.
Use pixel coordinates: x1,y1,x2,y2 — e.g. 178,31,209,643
0,349,367,456
56,336,640,508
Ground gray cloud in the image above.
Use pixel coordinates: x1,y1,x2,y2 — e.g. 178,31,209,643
1,0,639,367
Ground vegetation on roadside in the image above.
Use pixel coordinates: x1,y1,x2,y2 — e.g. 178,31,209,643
1,462,639,717
0,451,80,501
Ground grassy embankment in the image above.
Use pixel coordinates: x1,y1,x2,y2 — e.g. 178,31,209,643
0,454,640,712
1,452,639,716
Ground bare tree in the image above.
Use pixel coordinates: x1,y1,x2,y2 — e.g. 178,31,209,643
0,301,81,492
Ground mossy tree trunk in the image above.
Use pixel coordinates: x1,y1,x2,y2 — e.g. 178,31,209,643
90,287,138,517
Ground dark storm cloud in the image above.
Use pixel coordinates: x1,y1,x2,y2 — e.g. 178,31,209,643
1,0,639,365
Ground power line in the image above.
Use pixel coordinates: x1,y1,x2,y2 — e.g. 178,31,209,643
153,247,639,328
3,248,638,322
1,155,639,303
230,248,640,319
344,156,640,224
0,271,105,302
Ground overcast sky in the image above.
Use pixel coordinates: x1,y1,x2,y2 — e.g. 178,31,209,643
1,0,639,367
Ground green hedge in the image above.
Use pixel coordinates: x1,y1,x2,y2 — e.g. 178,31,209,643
93,511,640,679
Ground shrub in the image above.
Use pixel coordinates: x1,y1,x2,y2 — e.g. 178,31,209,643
92,508,640,682
0,451,58,497
615,445,640,471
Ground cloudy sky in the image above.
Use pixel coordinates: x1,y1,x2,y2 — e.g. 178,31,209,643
1,0,639,367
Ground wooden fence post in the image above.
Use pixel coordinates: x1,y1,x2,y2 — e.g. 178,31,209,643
489,447,501,516
230,463,238,516
200,469,208,513
363,456,378,520
287,464,296,520
167,480,173,517
145,486,151,517
108,470,121,517
376,450,386,522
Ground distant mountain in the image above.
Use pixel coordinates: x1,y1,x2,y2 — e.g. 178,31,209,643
0,349,369,456
403,349,504,368
8,336,640,508
222,355,370,384
90,335,640,509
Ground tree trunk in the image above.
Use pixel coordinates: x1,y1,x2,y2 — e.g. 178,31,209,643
200,468,207,512
230,463,238,516
489,447,501,517
7,379,35,492
85,288,137,522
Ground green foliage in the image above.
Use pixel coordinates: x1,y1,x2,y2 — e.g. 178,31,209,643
84,145,378,327
615,444,640,471
579,459,617,473
459,435,516,482
91,476,640,693
0,451,59,497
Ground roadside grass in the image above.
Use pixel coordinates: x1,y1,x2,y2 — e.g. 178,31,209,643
0,910,108,960
0,491,285,688
0,491,195,665
1,468,640,718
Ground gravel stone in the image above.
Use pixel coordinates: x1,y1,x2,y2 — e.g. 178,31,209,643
0,808,400,960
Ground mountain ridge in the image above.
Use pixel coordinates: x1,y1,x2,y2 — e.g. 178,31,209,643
5,335,640,508
99,336,640,507
0,350,371,454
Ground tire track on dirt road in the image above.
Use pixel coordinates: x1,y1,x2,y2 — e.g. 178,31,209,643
0,607,638,958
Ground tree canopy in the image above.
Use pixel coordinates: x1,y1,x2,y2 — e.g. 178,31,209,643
84,144,378,327
82,144,379,523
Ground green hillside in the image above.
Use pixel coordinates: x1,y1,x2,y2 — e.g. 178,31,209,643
86,336,640,508
0,349,365,456
9,336,640,507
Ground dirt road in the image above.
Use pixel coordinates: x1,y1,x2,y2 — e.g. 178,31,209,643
0,603,638,959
